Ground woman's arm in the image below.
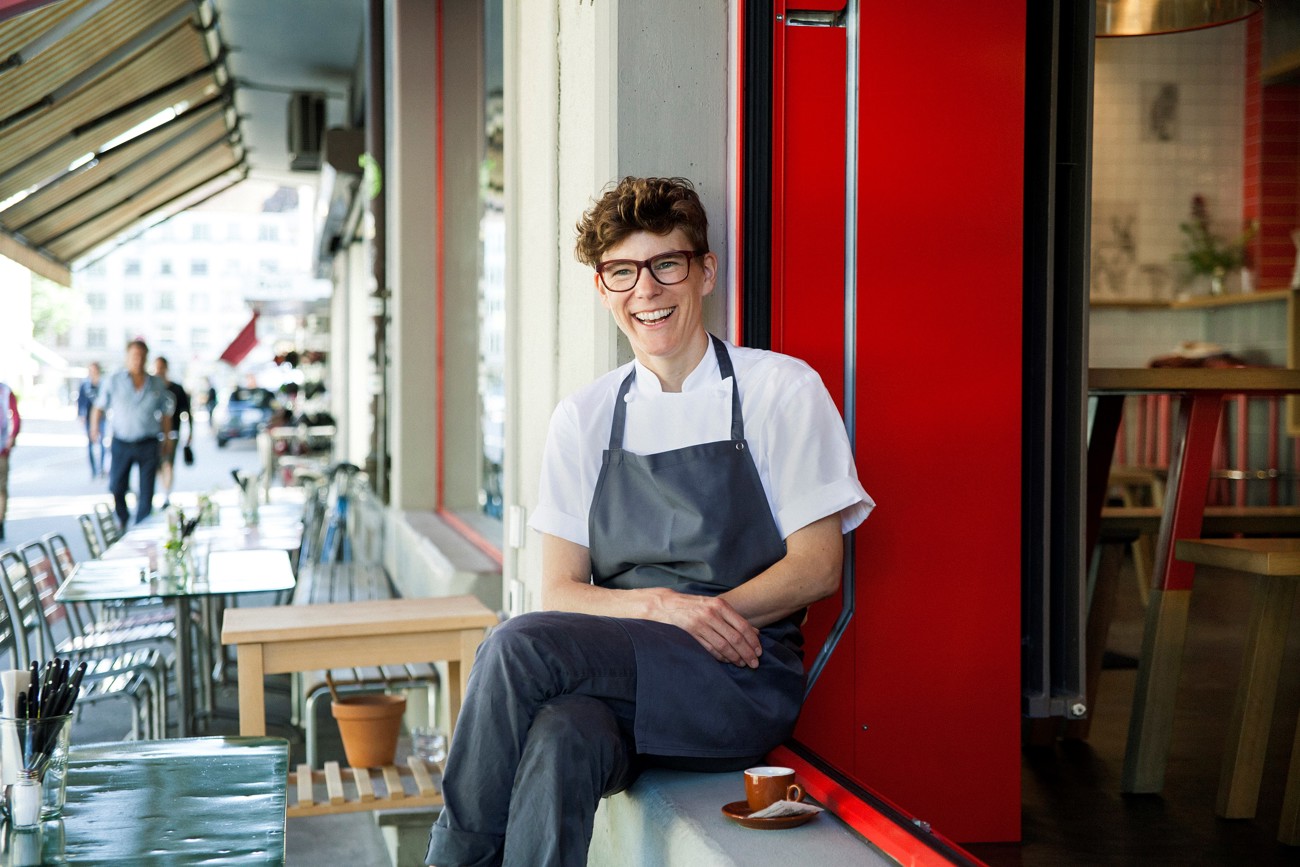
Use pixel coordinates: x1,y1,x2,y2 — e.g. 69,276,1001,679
540,511,844,668
720,512,842,627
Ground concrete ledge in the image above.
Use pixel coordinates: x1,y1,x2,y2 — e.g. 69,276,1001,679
588,769,891,867
387,509,502,611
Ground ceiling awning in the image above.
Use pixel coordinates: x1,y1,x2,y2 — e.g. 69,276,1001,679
0,0,247,285
218,311,259,367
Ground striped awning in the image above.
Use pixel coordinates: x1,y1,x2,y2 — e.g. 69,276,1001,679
0,0,247,285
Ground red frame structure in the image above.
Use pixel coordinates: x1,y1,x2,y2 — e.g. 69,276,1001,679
762,1,1024,844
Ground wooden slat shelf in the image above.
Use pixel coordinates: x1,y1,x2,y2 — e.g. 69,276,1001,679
287,756,444,817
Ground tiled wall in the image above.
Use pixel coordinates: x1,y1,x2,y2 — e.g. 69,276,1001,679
1092,25,1247,302
1089,298,1288,367
1088,306,1205,366
1090,21,1299,504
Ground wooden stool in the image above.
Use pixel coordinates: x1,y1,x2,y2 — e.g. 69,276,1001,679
221,596,498,818
1174,538,1300,844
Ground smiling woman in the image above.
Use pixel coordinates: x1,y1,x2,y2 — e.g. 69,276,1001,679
425,176,873,867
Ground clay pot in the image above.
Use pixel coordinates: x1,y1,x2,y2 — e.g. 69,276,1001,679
331,694,407,767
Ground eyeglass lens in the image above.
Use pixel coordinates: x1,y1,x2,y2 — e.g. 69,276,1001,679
599,251,693,292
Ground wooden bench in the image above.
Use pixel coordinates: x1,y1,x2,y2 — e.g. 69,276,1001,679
221,596,498,818
1174,538,1300,845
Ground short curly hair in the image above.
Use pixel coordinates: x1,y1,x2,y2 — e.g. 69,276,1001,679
574,177,710,267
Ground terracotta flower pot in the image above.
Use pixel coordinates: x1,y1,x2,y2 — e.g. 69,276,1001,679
331,694,407,768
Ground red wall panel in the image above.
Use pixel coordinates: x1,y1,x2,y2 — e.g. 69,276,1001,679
770,1,1024,843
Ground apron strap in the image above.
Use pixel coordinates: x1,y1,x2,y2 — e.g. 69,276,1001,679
608,335,743,450
710,334,744,442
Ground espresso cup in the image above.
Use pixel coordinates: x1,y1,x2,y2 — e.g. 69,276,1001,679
744,766,804,811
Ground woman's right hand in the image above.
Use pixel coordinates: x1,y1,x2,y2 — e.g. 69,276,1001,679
640,587,762,669
541,534,762,668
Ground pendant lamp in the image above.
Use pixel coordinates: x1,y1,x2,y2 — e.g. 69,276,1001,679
1096,0,1262,37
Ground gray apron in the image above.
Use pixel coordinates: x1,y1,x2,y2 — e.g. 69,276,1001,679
589,335,806,758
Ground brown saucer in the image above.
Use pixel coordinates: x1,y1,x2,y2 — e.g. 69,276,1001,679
721,800,818,830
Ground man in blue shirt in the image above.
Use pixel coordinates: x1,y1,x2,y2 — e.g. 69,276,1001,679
90,339,174,527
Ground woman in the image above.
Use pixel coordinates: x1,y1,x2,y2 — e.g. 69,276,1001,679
426,177,873,867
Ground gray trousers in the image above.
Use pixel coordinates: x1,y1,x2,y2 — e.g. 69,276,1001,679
425,612,641,867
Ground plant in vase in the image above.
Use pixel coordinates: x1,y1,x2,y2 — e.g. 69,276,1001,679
162,508,200,579
1175,194,1257,296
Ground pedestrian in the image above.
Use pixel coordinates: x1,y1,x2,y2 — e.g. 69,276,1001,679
153,356,192,508
90,339,174,528
0,380,19,542
204,380,217,430
152,358,192,509
77,361,107,479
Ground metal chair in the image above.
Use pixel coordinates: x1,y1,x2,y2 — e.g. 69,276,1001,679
28,536,215,727
43,534,77,585
18,540,175,654
93,503,122,546
0,549,165,739
77,514,104,559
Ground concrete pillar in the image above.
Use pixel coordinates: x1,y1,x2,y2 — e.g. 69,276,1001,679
386,0,440,511
502,1,731,610
440,0,485,513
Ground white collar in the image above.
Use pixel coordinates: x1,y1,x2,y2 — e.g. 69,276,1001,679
631,341,726,396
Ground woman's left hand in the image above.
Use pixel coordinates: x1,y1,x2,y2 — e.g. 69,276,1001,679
637,587,762,668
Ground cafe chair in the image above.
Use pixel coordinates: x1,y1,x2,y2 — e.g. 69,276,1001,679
0,549,164,739
77,514,104,560
43,534,76,585
93,503,122,547
17,540,174,654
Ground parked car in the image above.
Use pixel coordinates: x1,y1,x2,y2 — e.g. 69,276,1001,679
214,387,279,447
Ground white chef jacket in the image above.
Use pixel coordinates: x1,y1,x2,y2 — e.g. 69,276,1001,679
530,338,874,548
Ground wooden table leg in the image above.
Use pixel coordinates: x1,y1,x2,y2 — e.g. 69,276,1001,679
236,643,268,736
1122,588,1192,793
1122,392,1221,793
1216,575,1296,818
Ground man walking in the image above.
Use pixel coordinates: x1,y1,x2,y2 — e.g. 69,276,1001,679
153,356,192,508
77,361,106,479
90,339,173,527
0,380,19,541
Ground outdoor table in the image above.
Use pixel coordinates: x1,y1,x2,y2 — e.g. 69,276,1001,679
56,550,296,737
42,736,289,864
103,504,305,559
1087,367,1300,794
222,596,497,740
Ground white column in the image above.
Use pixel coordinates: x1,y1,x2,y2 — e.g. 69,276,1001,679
503,0,731,610
385,0,440,511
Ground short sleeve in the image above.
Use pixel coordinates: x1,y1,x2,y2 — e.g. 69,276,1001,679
529,400,591,547
753,366,874,538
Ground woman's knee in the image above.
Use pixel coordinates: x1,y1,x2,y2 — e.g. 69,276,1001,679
524,696,631,789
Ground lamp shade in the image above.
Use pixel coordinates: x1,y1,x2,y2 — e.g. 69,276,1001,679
1097,0,1261,37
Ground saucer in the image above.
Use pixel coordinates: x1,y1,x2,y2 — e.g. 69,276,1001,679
720,800,818,830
